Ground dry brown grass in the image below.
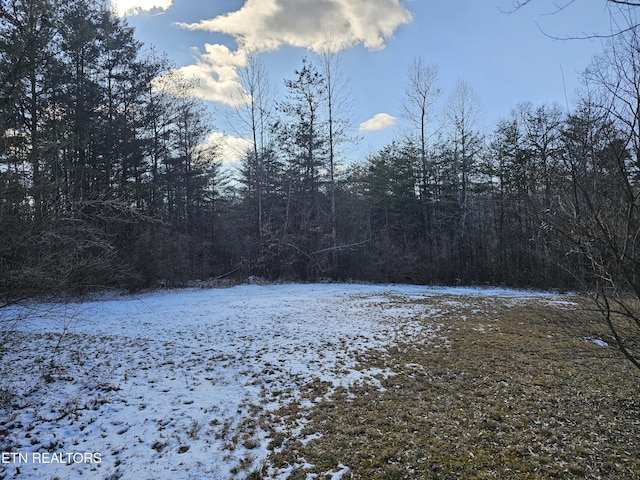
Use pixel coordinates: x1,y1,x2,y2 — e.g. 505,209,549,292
261,295,640,479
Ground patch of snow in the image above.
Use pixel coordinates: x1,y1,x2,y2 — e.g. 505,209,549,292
0,283,566,479
587,337,609,347
327,463,350,479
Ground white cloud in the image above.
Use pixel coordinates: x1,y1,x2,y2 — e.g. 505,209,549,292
174,0,413,104
170,44,248,107
359,113,397,132
111,0,172,17
178,0,412,53
204,132,253,164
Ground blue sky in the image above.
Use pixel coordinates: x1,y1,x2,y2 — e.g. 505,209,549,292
111,0,618,163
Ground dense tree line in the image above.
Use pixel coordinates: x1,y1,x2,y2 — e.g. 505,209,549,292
0,0,232,296
1,0,639,347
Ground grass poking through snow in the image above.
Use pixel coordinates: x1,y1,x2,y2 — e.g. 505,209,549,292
263,296,640,479
2,286,638,479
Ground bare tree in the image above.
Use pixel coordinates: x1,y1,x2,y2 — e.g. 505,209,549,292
436,80,486,280
499,0,640,369
402,58,440,201
445,80,484,226
504,0,640,37
510,0,640,7
556,23,640,369
235,55,275,244
317,39,358,259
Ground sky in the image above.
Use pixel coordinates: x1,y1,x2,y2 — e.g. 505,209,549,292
109,0,621,164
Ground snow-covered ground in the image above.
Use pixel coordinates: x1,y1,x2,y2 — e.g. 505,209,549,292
0,283,563,479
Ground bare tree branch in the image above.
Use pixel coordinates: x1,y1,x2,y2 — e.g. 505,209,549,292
503,0,640,39
609,0,640,6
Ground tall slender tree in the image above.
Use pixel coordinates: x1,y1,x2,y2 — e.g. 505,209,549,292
402,57,440,202
235,55,275,245
275,58,329,277
317,41,357,260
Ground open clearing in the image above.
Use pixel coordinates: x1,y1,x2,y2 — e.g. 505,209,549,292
1,283,639,479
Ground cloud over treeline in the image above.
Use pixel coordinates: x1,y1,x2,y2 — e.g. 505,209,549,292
178,0,412,53
173,0,412,106
111,0,172,17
